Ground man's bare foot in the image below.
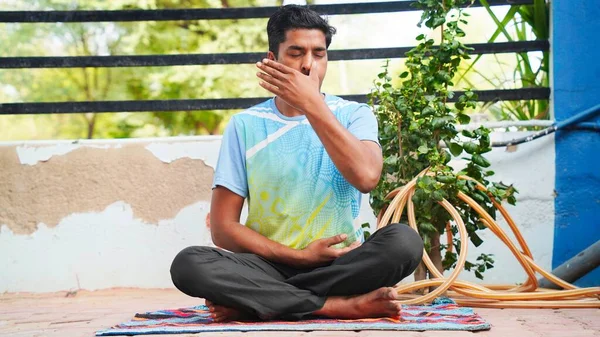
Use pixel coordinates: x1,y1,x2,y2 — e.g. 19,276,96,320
313,287,401,319
205,300,254,323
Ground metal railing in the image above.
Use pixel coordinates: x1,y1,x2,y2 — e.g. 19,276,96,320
0,0,547,115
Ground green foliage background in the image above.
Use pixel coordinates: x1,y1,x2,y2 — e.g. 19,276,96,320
0,1,548,141
0,0,283,140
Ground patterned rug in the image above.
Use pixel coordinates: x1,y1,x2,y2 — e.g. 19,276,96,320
96,298,490,335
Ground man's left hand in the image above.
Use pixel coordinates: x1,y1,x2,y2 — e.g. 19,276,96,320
256,59,322,113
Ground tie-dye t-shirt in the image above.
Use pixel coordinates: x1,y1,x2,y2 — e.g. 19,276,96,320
212,94,379,249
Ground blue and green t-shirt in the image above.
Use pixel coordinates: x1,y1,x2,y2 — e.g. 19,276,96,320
212,94,379,249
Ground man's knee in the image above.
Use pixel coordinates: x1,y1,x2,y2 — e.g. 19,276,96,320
170,246,218,293
379,223,424,267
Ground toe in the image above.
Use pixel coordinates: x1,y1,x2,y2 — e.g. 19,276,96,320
212,305,226,313
385,300,398,310
212,312,227,322
384,287,398,299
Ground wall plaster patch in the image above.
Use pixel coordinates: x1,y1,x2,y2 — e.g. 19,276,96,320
145,140,221,169
1,145,213,234
16,143,121,166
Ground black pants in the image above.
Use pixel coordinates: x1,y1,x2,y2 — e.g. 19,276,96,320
170,223,423,320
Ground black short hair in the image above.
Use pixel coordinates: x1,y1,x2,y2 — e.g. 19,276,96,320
267,5,336,58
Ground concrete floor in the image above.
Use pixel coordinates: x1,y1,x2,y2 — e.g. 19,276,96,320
1,288,599,337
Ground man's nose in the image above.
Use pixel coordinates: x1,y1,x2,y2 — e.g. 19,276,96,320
301,55,313,75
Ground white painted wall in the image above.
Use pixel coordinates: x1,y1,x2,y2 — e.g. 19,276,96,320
0,132,554,292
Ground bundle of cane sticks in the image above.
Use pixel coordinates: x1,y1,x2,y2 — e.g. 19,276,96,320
377,170,600,308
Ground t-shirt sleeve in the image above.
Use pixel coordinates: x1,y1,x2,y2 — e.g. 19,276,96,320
347,104,380,146
212,118,248,198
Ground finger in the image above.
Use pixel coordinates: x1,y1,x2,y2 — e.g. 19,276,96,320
324,234,347,247
335,246,354,256
309,60,318,80
259,80,281,96
256,61,287,80
349,241,362,249
333,241,361,256
256,71,284,89
262,58,293,74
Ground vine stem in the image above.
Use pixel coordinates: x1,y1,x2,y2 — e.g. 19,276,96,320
397,118,405,179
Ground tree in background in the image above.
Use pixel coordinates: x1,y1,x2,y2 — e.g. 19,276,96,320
0,0,280,140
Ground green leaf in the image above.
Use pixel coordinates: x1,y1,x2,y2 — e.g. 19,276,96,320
463,142,479,154
436,175,456,184
480,0,514,42
432,117,450,129
442,150,452,164
424,95,436,102
418,145,429,154
475,270,483,280
461,130,475,138
443,251,458,269
399,71,409,78
507,195,517,205
416,33,425,41
470,232,484,247
472,154,491,168
432,189,447,201
420,176,435,187
457,113,471,124
420,221,437,233
445,141,463,156
384,154,399,165
479,145,492,154
421,106,435,117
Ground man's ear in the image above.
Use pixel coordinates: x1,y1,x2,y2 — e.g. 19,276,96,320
266,51,276,61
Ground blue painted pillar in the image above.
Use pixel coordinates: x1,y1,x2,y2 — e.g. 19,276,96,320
552,0,600,286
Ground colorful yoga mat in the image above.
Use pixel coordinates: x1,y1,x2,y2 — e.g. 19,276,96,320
96,297,490,335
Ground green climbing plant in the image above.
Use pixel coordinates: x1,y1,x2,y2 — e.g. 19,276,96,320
457,0,550,121
368,0,517,280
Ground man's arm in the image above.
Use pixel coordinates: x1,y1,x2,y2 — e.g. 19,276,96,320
210,186,358,267
304,102,382,193
257,59,383,193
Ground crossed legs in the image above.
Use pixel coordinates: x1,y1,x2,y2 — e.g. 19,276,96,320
170,223,423,320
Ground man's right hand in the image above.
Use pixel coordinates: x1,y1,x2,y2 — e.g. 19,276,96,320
296,234,361,268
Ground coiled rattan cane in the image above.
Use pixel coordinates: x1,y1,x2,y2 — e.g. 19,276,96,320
377,170,600,308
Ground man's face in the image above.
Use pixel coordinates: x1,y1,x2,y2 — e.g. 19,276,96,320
269,29,328,89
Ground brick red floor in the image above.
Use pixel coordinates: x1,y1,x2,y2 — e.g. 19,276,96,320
1,288,598,337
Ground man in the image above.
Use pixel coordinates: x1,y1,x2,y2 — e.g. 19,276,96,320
170,5,423,321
